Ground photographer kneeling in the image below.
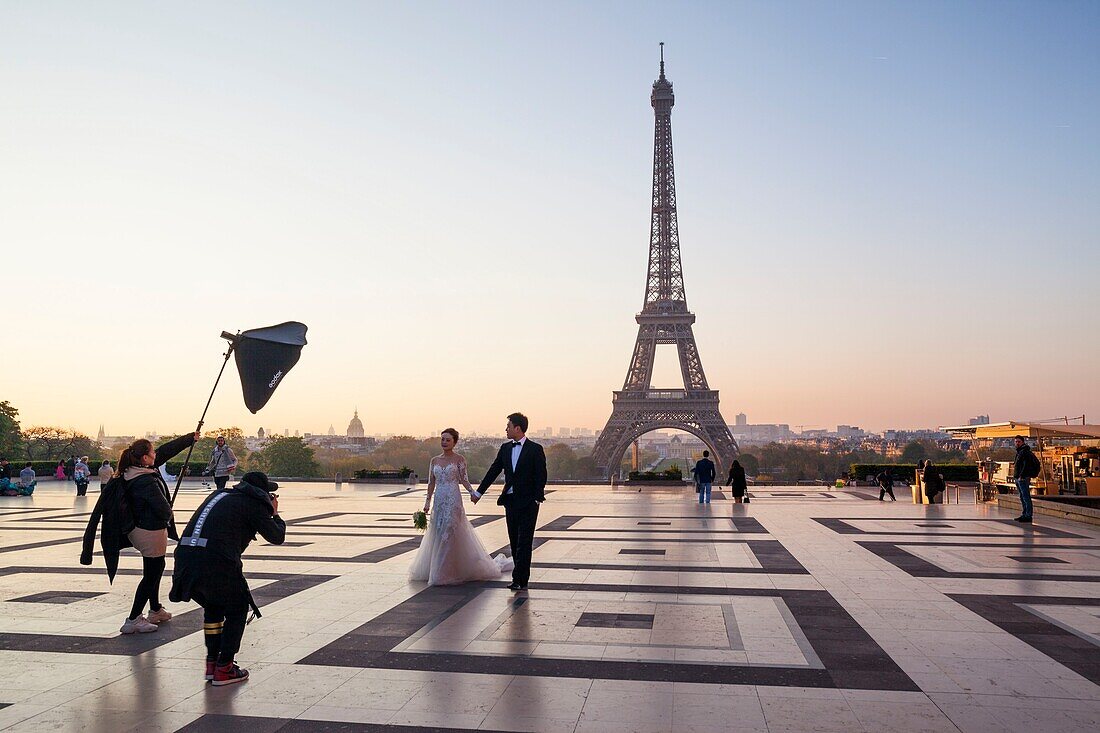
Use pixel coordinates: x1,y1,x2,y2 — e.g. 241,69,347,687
169,471,285,686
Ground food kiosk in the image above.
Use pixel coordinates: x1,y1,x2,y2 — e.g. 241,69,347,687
942,421,1100,500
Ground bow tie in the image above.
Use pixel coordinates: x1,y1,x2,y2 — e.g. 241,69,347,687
511,441,522,447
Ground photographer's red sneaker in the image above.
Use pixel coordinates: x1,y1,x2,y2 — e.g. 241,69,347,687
205,660,215,682
212,662,249,686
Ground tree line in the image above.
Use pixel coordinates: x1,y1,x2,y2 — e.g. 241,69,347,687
2,399,972,483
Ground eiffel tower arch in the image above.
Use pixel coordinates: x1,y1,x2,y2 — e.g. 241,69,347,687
592,45,739,478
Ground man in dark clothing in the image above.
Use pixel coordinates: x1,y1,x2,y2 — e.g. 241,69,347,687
471,413,547,592
65,456,76,481
169,471,285,686
1013,435,1041,523
692,451,717,504
876,469,896,501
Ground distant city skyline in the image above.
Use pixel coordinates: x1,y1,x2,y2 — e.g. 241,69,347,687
2,2,1097,438
62,410,1054,444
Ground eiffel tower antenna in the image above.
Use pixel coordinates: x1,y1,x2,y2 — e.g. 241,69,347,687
592,46,739,478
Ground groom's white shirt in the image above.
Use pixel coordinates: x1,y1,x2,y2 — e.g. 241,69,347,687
471,436,525,499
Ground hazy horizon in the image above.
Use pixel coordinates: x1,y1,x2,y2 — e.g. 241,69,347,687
3,1,1097,440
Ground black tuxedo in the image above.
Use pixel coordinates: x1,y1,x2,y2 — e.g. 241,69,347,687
477,439,547,586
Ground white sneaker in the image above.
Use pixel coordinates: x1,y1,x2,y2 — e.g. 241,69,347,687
146,607,172,624
120,615,159,634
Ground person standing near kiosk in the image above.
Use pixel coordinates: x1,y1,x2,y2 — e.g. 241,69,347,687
1013,435,1042,523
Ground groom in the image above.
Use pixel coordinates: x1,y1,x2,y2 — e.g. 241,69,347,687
470,412,546,591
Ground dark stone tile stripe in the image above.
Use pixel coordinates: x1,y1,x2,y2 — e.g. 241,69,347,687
0,525,93,532
281,515,500,532
538,515,583,531
577,612,654,629
815,517,1085,539
0,507,61,516
537,515,766,535
0,536,84,554
8,590,104,604
530,563,784,574
178,714,518,732
560,528,749,535
0,572,336,656
747,539,809,574
241,516,501,563
285,512,346,525
731,516,768,533
245,539,422,564
0,566,312,583
948,593,1100,684
299,581,916,691
857,541,1100,583
528,540,807,576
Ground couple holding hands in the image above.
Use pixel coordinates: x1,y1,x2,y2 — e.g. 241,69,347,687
408,412,546,591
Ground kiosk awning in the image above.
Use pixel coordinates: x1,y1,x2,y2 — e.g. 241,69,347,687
941,422,1100,440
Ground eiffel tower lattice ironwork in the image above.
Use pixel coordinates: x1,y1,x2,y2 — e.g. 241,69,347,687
592,45,739,478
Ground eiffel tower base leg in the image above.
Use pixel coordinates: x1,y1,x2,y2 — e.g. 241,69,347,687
592,397,739,479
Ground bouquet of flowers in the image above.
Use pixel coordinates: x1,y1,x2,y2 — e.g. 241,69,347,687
412,510,428,532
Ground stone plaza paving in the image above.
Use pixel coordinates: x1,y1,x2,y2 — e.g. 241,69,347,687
0,480,1098,732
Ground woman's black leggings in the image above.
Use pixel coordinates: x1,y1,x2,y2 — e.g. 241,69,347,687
129,556,166,619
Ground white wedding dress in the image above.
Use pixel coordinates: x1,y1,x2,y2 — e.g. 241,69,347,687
408,462,512,586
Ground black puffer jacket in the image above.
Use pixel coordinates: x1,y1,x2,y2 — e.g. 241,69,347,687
79,476,134,582
169,479,286,605
1015,443,1041,480
127,433,196,535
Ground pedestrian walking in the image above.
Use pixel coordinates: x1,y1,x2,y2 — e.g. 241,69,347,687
203,435,237,490
54,460,66,480
1013,435,1042,523
727,459,748,504
169,471,286,686
876,468,897,501
80,432,198,634
74,456,91,496
98,460,113,488
65,455,76,481
692,451,716,504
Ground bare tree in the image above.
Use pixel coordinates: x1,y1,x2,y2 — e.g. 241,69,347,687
23,426,96,461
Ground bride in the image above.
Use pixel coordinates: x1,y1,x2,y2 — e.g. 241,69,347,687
408,428,512,586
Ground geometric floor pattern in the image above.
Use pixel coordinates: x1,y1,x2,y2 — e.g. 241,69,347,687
0,481,1098,731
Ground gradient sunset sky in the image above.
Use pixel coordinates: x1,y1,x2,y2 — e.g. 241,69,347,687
2,1,1097,439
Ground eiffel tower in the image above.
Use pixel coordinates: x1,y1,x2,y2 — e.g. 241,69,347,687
592,45,739,478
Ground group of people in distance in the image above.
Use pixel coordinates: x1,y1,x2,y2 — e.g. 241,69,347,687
0,458,38,495
2,439,234,499
690,451,749,505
